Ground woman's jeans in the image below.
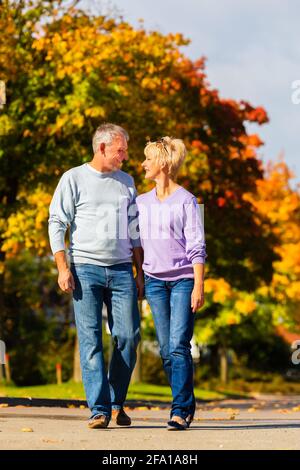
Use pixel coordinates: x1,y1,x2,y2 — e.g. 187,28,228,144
70,262,140,419
144,275,195,420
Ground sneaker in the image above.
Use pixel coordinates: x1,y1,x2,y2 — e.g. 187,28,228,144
88,414,110,429
167,415,189,431
111,407,131,426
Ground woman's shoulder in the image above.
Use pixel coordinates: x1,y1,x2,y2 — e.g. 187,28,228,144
177,186,197,203
136,188,155,203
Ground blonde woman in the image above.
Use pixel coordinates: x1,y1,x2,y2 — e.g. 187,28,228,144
136,137,207,430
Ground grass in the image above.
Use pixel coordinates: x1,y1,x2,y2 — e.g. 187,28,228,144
0,381,243,402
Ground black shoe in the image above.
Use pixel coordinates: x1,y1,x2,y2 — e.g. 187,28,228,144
112,408,131,426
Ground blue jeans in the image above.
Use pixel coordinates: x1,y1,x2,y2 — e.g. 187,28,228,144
144,275,195,420
70,262,140,419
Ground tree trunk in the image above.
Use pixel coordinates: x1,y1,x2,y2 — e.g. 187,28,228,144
131,342,142,384
73,333,82,383
219,347,228,384
131,300,143,383
0,264,5,384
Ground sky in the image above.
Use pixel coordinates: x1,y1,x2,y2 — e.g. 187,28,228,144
80,0,300,187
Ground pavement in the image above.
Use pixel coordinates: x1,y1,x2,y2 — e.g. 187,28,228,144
0,395,300,450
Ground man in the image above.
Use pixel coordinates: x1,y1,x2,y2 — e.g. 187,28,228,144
48,123,143,429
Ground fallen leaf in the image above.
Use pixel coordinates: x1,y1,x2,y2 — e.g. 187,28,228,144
42,439,62,443
21,428,33,432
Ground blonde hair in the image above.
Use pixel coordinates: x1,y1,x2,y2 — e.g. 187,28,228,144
144,136,186,179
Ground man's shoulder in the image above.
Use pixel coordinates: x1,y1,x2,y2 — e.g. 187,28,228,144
115,170,135,187
60,164,85,181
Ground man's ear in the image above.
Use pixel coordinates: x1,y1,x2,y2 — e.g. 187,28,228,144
100,142,106,154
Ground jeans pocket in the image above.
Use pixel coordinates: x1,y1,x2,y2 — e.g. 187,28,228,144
144,274,152,284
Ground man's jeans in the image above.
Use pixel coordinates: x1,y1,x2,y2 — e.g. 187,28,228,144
144,275,195,420
70,262,140,419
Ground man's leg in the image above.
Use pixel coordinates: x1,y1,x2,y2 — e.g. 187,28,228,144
104,263,140,410
71,263,111,420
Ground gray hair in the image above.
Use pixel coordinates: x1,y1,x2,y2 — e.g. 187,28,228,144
92,123,129,154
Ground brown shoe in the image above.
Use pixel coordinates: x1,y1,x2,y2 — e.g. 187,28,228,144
88,414,110,429
111,408,131,426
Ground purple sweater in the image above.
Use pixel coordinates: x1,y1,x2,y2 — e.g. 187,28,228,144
136,187,207,281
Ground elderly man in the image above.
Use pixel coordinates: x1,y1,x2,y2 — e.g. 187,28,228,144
48,123,143,429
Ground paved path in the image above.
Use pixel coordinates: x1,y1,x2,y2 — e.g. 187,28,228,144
0,395,300,450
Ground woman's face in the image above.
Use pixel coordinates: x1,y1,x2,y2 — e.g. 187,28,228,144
142,154,164,180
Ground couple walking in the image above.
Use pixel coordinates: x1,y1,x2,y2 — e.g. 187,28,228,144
48,123,207,431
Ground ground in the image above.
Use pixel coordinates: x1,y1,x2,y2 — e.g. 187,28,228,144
0,395,300,450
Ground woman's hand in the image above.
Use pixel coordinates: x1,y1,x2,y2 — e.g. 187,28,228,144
191,283,204,313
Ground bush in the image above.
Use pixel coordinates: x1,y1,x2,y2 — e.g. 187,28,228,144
141,348,168,385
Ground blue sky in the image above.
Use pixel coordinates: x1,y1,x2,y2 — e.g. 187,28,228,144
81,0,300,187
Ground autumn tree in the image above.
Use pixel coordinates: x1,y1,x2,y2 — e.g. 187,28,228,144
0,0,290,383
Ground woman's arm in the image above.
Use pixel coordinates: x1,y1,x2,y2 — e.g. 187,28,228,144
182,198,207,312
191,263,205,313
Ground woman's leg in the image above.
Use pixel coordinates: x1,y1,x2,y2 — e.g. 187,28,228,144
144,276,172,385
169,278,195,421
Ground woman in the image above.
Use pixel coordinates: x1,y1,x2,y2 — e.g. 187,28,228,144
136,136,207,431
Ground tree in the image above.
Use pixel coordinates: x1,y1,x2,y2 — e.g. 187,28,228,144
0,0,290,384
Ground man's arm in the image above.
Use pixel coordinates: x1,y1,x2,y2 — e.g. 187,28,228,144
55,250,75,293
48,172,76,293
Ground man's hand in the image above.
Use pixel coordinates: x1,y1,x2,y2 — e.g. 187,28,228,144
135,271,145,300
58,268,75,293
191,283,205,313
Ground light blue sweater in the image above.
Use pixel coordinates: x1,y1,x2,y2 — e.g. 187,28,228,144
48,163,141,266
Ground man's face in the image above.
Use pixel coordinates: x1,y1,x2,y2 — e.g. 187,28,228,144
103,135,128,171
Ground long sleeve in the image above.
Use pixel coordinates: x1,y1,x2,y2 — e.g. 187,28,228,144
48,173,75,255
128,181,141,248
183,197,207,264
